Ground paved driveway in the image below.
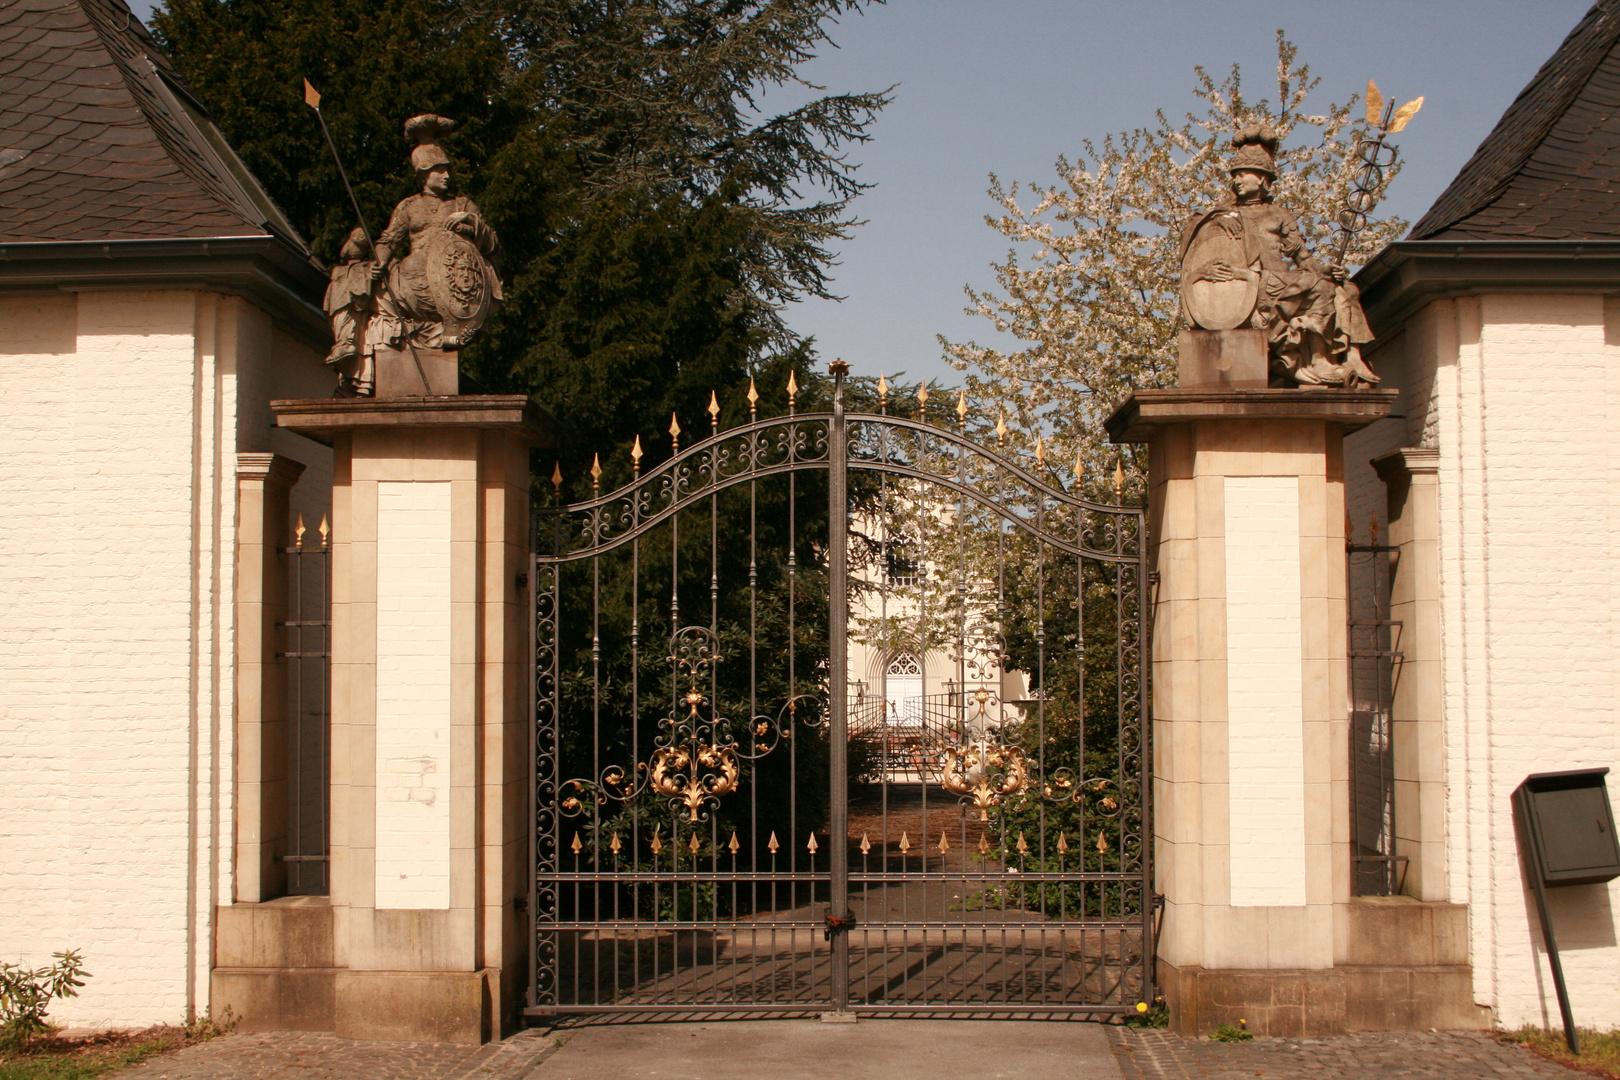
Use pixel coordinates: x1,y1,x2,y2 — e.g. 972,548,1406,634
106,1020,1583,1080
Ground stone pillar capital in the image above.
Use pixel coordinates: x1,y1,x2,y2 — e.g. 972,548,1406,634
236,451,307,491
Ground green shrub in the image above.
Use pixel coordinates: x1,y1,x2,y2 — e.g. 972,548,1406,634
0,952,89,1051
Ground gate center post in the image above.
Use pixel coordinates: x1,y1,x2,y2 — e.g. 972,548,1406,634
824,360,855,1020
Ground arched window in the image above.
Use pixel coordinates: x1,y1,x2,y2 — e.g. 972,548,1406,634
884,653,922,725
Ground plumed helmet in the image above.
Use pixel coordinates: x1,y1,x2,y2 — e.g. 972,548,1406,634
1229,123,1280,180
404,114,456,173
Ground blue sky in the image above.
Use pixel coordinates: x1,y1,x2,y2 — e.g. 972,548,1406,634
134,0,1593,385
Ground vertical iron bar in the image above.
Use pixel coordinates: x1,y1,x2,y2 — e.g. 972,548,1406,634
1138,503,1154,1004
826,362,851,1014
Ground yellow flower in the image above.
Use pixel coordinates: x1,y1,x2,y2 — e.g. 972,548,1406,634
1136,1002,1149,1013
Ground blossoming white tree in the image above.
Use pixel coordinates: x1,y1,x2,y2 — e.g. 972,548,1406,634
942,33,1409,493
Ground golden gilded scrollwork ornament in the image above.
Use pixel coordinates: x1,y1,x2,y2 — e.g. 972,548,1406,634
938,688,1029,821
645,627,739,821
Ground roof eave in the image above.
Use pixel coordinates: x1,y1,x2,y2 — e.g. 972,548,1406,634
1356,238,1620,335
0,233,329,346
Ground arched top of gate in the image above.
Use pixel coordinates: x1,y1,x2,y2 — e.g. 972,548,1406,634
534,411,1142,564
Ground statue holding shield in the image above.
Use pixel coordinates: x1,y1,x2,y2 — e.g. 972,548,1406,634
364,114,503,395
1179,124,1377,387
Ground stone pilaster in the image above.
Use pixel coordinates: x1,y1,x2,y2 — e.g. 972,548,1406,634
1372,448,1446,902
234,452,306,903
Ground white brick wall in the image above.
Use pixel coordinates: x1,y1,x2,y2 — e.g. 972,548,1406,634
374,481,453,910
0,290,332,1028
1224,476,1308,907
1347,293,1620,1028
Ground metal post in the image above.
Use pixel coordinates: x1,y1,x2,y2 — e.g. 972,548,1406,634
1516,788,1581,1055
825,361,853,1019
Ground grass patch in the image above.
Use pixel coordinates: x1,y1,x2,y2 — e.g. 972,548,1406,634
1502,1025,1620,1079
0,1022,217,1080
1209,1020,1254,1043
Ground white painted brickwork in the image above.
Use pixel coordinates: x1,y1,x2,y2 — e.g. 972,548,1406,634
1346,294,1620,1028
0,290,330,1028
1224,476,1308,907
374,481,454,910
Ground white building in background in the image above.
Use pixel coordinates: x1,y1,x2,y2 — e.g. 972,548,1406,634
1347,0,1620,1028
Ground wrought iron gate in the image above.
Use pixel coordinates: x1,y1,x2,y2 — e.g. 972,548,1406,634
527,366,1150,1017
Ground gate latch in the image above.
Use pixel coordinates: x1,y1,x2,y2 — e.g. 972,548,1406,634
824,911,858,941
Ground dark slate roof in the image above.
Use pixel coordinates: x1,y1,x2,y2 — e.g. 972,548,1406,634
0,0,309,250
1410,0,1620,240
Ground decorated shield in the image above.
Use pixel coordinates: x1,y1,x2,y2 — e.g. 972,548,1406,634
1181,213,1259,331
422,227,497,345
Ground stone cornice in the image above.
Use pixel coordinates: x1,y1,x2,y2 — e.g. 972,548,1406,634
272,395,559,448
0,235,328,345
1106,388,1400,444
1355,239,1620,336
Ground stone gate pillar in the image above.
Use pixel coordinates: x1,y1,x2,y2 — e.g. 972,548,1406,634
1108,384,1479,1036
269,395,553,1043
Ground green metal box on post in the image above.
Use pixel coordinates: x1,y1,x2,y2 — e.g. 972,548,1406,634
1511,768,1620,1054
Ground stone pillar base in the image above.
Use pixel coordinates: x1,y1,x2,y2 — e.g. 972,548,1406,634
212,897,335,1032
334,970,501,1044
1158,897,1487,1036
1160,963,1486,1037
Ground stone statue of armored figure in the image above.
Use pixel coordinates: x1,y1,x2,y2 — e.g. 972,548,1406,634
325,114,503,398
1179,124,1379,387
323,227,375,396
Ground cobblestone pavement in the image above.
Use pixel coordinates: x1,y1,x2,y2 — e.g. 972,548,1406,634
105,1028,564,1080
1108,1029,1585,1079
104,1024,1588,1080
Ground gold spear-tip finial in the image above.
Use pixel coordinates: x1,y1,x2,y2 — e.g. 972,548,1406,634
1034,436,1045,466
1113,457,1126,499
877,372,889,401
707,390,720,423
917,383,929,410
669,412,681,438
650,828,663,855
590,453,602,486
767,831,780,855
294,513,306,546
631,434,643,469
551,461,563,491
995,412,1007,445
747,377,759,414
318,514,330,546
806,832,818,855
786,370,798,400
956,390,968,422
